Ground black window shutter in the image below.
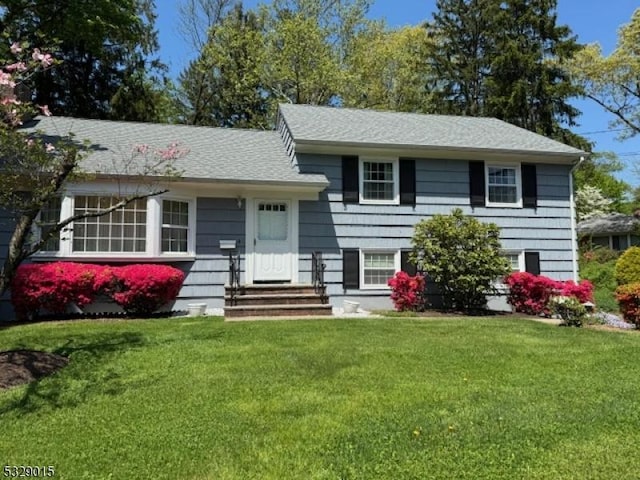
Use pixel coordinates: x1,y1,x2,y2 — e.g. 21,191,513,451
343,249,360,289
469,161,485,207
522,164,538,208
342,156,359,204
401,250,417,276
399,159,416,206
524,252,541,275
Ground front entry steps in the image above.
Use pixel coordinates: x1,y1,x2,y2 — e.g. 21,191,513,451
224,284,332,319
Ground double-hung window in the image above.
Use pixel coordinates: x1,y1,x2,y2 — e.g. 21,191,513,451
362,251,399,288
161,200,190,253
39,197,62,252
360,158,399,204
486,165,521,207
503,251,524,272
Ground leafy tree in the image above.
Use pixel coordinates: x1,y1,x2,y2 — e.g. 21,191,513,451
270,0,372,61
573,152,630,213
176,5,270,127
178,0,239,51
264,11,343,105
343,24,436,112
410,208,511,311
570,8,640,138
0,0,165,121
575,185,613,221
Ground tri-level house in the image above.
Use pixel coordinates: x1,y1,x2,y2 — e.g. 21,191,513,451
0,104,587,318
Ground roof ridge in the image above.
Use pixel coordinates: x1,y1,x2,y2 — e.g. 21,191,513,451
26,116,279,135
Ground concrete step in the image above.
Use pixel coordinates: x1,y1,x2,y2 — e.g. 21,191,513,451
224,293,326,307
224,303,333,318
226,284,320,296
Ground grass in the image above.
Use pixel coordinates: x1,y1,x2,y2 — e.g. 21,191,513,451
1,316,640,479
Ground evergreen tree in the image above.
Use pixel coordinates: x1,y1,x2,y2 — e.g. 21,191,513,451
0,0,164,122
428,0,498,116
429,0,589,149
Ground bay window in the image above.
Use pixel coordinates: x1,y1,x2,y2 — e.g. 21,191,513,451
36,193,194,259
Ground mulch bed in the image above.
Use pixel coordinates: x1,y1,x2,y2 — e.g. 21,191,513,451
0,350,69,391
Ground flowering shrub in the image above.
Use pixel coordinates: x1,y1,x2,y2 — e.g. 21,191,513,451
548,295,587,327
10,262,184,319
109,265,185,315
615,283,640,327
505,272,593,316
11,262,103,319
388,271,426,312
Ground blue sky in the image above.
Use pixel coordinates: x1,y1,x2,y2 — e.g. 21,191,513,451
156,0,640,187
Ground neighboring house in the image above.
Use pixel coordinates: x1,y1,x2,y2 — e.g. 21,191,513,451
577,213,640,251
0,104,587,318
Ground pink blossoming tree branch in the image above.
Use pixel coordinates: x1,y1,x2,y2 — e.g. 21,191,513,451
0,43,186,297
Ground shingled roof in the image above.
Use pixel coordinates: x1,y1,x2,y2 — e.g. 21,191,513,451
278,104,586,157
577,213,640,236
22,116,329,188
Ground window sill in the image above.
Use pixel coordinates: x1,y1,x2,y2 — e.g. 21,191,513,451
359,199,400,206
32,254,196,263
359,285,392,291
486,203,523,209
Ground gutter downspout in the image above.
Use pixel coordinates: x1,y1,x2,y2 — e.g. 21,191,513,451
569,156,586,282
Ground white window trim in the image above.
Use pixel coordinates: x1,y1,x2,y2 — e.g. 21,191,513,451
360,249,400,290
503,250,525,273
359,157,400,205
485,163,522,208
34,192,196,261
158,197,197,256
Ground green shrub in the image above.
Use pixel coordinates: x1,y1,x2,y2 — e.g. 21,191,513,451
579,257,618,312
548,295,587,327
410,208,510,311
581,246,620,263
615,246,640,285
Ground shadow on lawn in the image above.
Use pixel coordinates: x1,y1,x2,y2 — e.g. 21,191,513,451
0,331,147,416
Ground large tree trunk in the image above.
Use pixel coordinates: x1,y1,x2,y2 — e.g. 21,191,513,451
0,213,37,297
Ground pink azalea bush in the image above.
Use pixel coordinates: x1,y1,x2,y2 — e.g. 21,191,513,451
505,272,593,316
109,264,185,315
11,262,185,319
388,271,426,312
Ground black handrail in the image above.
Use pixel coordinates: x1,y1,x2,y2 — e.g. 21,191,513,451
311,251,328,304
228,252,241,306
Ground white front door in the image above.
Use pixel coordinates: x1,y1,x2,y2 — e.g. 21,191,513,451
254,200,292,281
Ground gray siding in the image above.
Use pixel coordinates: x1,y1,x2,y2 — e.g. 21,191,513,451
176,197,246,310
0,209,13,319
297,153,575,310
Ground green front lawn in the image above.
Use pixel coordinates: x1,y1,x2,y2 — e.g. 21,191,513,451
1,317,639,479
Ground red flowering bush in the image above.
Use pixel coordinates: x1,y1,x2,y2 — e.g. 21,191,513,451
615,283,640,326
388,271,426,312
505,272,593,316
11,262,103,319
10,262,184,319
108,264,185,315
